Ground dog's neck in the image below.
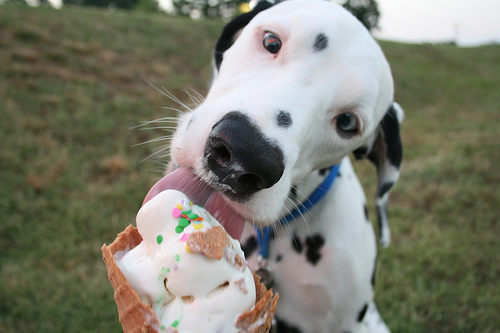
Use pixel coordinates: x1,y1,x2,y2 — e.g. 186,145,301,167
283,166,336,222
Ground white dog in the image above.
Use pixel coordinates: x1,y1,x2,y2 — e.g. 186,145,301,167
144,1,403,332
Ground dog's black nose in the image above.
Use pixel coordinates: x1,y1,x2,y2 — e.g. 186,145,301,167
204,111,285,197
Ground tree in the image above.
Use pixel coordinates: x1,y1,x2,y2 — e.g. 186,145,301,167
341,0,380,31
170,0,380,29
173,0,248,19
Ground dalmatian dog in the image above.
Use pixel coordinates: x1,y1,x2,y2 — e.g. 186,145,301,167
143,0,403,332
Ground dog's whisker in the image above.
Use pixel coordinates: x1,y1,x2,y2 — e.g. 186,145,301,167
135,126,178,131
140,146,171,163
160,86,194,113
285,188,313,236
188,88,205,104
133,136,174,147
158,106,188,114
183,87,205,107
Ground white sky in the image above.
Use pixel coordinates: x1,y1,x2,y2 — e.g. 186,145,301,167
373,0,500,46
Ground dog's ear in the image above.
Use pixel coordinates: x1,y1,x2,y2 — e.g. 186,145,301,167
213,1,274,72
353,102,404,247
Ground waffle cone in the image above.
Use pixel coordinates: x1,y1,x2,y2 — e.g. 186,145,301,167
102,225,279,333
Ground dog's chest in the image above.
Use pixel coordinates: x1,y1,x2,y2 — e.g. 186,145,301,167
239,159,378,330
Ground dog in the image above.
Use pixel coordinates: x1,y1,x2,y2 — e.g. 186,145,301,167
144,0,403,332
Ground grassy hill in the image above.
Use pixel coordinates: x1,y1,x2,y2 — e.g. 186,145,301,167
1,4,498,332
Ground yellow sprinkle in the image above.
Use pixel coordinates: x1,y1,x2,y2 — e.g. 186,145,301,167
176,203,183,210
193,223,203,230
185,245,191,253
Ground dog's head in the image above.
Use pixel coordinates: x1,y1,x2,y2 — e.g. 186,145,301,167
145,0,403,241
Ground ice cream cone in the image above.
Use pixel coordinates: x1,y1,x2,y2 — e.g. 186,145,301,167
102,225,278,333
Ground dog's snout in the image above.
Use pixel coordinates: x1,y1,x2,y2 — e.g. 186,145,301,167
204,111,284,196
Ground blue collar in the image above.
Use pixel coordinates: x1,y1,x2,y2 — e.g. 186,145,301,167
255,164,340,259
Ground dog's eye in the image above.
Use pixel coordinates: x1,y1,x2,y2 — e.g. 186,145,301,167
336,113,358,134
263,33,282,54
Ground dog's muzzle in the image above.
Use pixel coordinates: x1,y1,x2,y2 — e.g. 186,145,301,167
204,111,285,198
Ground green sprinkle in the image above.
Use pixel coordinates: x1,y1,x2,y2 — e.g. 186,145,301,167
156,234,163,244
166,268,170,274
175,225,184,233
174,254,180,262
178,218,190,227
181,210,190,215
171,320,180,328
161,325,166,330
187,213,198,220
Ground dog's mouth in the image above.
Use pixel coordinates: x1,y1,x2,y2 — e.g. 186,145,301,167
142,167,247,240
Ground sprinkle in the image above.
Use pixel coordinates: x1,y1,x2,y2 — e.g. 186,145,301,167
156,234,163,244
185,245,191,253
172,207,181,218
178,218,190,228
161,325,166,330
159,266,166,280
174,254,180,262
171,320,180,328
176,203,183,210
193,222,203,230
175,225,184,233
187,212,198,220
180,233,189,241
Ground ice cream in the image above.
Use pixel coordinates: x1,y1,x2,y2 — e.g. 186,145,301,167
102,189,278,333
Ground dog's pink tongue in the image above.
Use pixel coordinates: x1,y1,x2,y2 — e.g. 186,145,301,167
142,168,246,240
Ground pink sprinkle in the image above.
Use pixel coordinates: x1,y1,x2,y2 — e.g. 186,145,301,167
180,233,190,242
172,207,181,218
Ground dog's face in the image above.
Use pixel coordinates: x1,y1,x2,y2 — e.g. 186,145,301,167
153,0,398,236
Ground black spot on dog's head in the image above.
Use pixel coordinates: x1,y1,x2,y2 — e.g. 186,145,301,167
276,110,292,128
305,234,325,265
313,33,328,52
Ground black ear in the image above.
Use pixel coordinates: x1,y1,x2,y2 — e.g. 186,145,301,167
213,1,274,71
354,102,404,247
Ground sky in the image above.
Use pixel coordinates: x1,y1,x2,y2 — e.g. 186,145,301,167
372,0,500,46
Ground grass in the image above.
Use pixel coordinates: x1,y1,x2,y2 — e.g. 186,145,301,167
0,4,498,332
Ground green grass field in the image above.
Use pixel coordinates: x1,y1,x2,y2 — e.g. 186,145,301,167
0,4,498,332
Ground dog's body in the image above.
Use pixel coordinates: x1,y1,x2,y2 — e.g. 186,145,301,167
152,1,403,332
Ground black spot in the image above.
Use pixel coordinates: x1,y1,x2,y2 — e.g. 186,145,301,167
371,257,377,287
364,204,369,221
378,181,394,198
353,146,369,160
241,236,258,257
318,167,329,176
357,303,369,322
292,234,303,253
305,234,325,265
276,110,292,128
276,254,283,262
381,105,403,168
313,33,328,52
289,186,298,201
276,318,303,333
